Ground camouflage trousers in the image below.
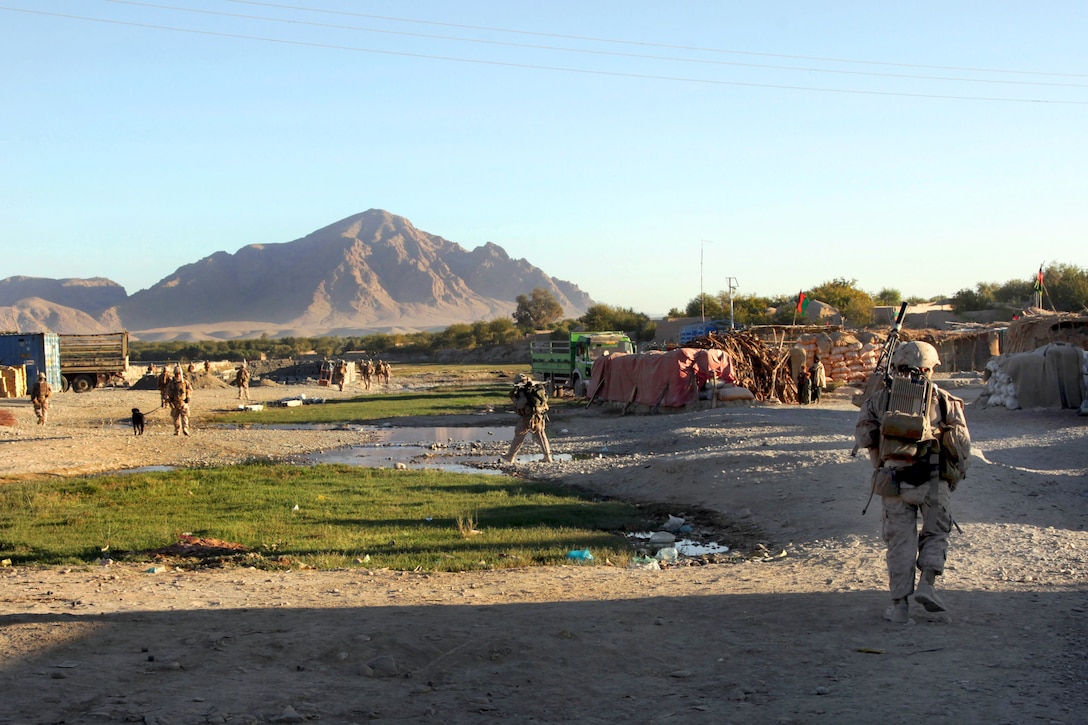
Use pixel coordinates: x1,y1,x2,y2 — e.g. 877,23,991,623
506,413,551,462
33,399,48,425
882,476,951,600
170,401,191,435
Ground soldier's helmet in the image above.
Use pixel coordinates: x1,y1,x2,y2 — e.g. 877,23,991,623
174,366,183,378
38,372,47,380
891,341,940,377
514,373,533,385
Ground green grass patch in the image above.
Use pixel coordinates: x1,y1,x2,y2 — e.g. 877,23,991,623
205,384,511,425
204,381,578,425
0,464,650,571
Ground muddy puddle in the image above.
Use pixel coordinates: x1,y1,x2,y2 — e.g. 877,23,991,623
302,425,571,473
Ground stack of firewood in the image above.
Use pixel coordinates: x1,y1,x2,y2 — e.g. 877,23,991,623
691,331,797,402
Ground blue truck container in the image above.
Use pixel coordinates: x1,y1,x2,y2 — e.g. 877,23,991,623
0,332,62,390
679,321,725,345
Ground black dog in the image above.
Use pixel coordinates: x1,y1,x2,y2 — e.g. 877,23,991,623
131,408,146,436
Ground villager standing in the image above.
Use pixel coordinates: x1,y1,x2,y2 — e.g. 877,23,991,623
166,367,193,436
30,372,52,426
503,373,552,463
854,341,971,624
235,364,250,401
810,355,826,404
797,364,811,405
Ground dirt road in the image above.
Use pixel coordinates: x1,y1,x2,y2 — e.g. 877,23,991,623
1,379,1086,724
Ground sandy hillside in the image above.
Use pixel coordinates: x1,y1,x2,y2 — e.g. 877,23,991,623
0,375,1085,724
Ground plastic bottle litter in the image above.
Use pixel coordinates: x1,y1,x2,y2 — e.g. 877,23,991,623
628,554,660,571
566,549,594,562
655,547,678,563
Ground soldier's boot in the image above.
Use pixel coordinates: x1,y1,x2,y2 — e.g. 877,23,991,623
914,570,946,612
883,598,909,623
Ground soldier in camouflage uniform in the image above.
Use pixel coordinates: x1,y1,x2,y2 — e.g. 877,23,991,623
158,366,171,408
361,360,373,390
166,367,193,436
235,364,251,401
855,341,971,623
30,372,52,426
502,373,552,463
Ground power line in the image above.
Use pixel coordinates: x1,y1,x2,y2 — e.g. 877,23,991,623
100,0,1088,89
2,4,1085,105
223,0,1088,80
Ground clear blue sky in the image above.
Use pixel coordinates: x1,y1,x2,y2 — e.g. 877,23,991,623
2,1,1085,316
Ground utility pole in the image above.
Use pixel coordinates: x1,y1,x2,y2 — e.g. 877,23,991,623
726,277,738,329
700,240,713,323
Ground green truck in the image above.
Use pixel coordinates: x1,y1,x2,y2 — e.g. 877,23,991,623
530,331,634,397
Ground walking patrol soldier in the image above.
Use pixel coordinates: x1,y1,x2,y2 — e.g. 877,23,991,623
30,372,52,425
502,373,553,463
855,341,971,624
166,367,193,436
158,366,171,408
235,364,250,401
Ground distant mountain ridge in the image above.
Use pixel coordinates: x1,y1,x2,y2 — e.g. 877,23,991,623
0,210,593,340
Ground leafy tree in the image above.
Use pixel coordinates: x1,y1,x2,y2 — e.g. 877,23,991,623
577,303,655,343
724,294,775,327
1040,263,1088,312
680,293,724,320
805,278,874,326
875,288,902,306
513,288,564,331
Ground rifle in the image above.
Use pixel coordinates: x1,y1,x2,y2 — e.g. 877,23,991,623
851,301,908,457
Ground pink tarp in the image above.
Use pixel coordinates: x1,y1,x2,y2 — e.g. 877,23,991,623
587,348,736,408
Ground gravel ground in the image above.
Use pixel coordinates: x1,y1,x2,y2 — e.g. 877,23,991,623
1,374,1086,724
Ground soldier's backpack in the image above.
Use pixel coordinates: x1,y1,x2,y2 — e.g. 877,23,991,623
515,383,549,415
937,394,970,487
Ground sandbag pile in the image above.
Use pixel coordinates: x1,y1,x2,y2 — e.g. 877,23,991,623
792,331,880,384
982,342,1087,410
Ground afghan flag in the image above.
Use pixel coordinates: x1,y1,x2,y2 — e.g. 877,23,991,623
1033,265,1044,292
796,291,809,314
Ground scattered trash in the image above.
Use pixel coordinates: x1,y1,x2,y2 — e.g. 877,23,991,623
647,531,676,549
655,547,678,563
566,549,594,562
628,554,660,570
145,566,166,574
753,548,788,562
662,514,686,532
